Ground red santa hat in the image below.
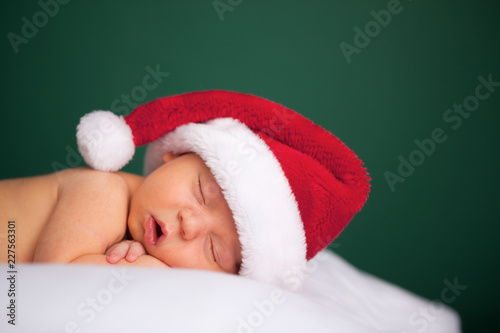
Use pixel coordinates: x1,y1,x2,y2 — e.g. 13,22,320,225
76,90,370,290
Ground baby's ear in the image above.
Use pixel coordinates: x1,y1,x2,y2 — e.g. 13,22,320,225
162,152,180,163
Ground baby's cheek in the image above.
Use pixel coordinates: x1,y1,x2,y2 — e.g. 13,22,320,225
161,248,212,271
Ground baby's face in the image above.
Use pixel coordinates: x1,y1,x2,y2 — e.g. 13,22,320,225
128,152,242,274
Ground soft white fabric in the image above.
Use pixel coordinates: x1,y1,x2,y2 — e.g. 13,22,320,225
144,118,307,290
0,250,460,333
77,111,135,172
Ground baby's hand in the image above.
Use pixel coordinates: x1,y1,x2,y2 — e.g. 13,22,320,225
105,240,146,264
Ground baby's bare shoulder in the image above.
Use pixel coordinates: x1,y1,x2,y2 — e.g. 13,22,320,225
58,167,142,196
0,168,138,263
57,167,126,185
0,167,130,205
33,168,134,263
58,168,138,208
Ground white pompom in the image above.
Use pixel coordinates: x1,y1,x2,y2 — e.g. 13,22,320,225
76,111,135,171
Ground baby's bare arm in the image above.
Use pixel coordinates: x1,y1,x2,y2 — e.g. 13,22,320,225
33,168,129,263
71,254,169,267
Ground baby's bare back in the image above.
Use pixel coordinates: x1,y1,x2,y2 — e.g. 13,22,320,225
0,173,59,262
0,168,132,263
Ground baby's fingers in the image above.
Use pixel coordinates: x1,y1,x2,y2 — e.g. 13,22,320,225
125,242,146,262
106,242,130,264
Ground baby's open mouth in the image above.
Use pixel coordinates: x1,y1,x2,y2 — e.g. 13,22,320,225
155,220,163,238
145,216,167,246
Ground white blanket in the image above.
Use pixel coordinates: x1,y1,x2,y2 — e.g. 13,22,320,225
0,250,461,332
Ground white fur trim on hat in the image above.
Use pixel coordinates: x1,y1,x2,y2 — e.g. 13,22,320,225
77,111,135,172
144,118,308,290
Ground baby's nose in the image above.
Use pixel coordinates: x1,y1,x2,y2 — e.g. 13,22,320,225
178,208,207,241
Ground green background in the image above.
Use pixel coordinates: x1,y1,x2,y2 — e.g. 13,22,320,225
1,0,499,331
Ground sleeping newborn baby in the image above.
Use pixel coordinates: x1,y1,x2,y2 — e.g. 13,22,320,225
0,152,242,274
125,151,242,273
0,90,370,290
